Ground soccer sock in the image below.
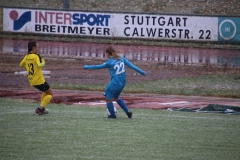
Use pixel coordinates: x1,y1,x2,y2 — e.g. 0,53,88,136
116,98,129,113
40,94,52,108
106,102,116,118
41,92,47,102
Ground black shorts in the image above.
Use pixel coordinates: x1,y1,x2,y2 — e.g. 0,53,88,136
34,82,50,92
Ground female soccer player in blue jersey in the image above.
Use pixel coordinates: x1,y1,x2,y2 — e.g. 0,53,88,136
84,46,146,118
20,41,53,115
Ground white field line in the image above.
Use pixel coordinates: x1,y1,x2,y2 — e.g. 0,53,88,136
74,101,117,105
159,101,190,105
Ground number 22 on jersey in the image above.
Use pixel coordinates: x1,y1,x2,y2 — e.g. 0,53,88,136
114,62,125,75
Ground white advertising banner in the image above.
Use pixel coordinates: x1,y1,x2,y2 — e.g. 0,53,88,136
3,8,219,41
111,14,218,41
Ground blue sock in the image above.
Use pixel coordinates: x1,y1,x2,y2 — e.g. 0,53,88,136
116,98,129,114
106,102,116,118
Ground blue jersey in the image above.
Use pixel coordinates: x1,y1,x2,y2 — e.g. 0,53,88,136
84,56,146,86
84,56,146,100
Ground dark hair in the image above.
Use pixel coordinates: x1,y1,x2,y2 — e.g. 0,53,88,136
28,40,42,62
106,46,121,59
28,40,37,54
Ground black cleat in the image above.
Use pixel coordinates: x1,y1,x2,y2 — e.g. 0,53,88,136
108,115,116,119
35,107,48,115
126,112,132,118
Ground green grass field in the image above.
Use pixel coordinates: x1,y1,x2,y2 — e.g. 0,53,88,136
1,98,240,160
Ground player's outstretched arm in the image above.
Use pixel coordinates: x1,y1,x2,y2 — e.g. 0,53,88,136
122,57,146,75
84,62,108,70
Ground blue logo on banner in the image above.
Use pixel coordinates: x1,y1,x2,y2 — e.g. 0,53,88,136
218,18,240,42
9,10,31,30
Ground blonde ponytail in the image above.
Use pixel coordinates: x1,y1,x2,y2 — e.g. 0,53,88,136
106,46,123,59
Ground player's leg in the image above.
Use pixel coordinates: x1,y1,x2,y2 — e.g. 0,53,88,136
114,86,133,118
104,83,117,118
41,92,47,102
116,98,128,113
106,100,116,118
37,92,48,114
35,82,53,115
116,98,132,118
41,87,53,108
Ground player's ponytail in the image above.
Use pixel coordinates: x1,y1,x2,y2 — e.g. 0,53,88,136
106,46,122,59
28,40,42,63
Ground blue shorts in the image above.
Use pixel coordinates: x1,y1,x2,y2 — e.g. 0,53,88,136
104,83,125,101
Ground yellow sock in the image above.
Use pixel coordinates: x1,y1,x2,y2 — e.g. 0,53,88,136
41,94,52,107
41,92,47,102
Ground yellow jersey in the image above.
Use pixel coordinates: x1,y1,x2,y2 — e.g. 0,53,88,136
20,53,45,86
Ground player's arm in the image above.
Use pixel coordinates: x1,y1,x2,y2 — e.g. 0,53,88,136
122,57,146,75
84,62,109,69
19,56,26,68
37,57,45,67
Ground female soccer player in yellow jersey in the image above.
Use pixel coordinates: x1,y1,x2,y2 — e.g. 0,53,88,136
20,41,53,115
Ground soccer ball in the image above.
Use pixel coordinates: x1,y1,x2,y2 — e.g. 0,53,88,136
106,107,118,116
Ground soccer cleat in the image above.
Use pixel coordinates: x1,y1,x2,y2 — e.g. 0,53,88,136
108,115,116,119
43,109,49,114
35,107,41,114
35,107,48,115
126,112,132,118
